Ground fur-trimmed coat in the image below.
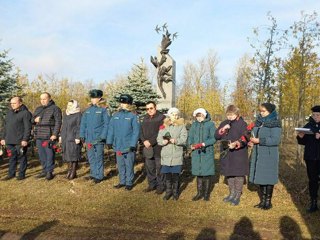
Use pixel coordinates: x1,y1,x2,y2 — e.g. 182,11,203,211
157,118,187,166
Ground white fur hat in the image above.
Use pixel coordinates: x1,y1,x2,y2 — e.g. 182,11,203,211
167,107,180,116
193,108,207,117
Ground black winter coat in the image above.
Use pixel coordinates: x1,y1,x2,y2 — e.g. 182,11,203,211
61,112,82,162
214,117,249,176
32,100,62,140
1,105,32,144
297,117,320,161
140,111,165,159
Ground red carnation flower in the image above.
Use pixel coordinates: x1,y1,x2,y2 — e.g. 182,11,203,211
54,147,62,153
116,151,122,156
247,122,255,131
41,141,48,147
87,143,93,150
240,136,247,142
159,125,165,130
6,149,12,157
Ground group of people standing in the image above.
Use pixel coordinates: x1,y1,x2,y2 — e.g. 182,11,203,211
0,89,319,213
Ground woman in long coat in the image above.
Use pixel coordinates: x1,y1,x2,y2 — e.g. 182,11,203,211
215,105,248,206
249,103,281,210
60,100,82,179
188,108,216,201
157,107,187,201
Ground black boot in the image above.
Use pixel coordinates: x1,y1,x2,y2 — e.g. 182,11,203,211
163,174,173,201
192,177,203,201
46,172,54,181
307,199,318,213
254,185,267,208
262,185,273,210
69,162,77,180
203,176,211,201
66,162,72,179
172,174,180,201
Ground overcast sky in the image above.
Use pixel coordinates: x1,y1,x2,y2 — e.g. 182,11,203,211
0,0,319,87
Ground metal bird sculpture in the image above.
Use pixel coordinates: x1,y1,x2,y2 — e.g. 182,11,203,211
162,23,167,31
155,25,161,34
172,32,178,40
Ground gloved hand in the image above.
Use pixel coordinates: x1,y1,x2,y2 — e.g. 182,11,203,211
130,146,136,152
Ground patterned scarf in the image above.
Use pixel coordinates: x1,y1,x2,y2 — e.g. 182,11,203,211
255,110,281,128
66,100,81,115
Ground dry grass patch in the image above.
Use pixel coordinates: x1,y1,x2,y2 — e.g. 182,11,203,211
0,144,318,239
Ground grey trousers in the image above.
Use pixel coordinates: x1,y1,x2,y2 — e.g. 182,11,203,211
145,157,165,190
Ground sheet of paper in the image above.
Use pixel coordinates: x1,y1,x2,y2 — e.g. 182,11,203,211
294,128,314,134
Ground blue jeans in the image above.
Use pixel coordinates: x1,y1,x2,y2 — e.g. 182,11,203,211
87,144,104,180
36,140,55,173
7,144,27,177
116,151,135,186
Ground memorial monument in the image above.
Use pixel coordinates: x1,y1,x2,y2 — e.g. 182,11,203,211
150,23,177,110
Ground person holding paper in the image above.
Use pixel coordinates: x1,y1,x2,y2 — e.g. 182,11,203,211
297,105,320,213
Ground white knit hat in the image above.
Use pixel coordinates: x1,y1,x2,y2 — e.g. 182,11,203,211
193,108,207,117
167,107,180,116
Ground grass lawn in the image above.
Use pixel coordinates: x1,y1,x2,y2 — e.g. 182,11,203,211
0,142,318,240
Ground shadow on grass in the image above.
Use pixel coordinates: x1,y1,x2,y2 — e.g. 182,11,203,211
196,227,217,240
167,231,185,240
20,220,59,240
229,217,261,240
0,230,6,238
278,146,320,239
133,168,146,186
279,215,303,240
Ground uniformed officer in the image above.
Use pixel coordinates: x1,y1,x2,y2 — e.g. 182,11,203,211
80,89,110,183
107,94,140,190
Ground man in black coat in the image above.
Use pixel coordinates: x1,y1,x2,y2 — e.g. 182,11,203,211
140,101,165,194
297,105,320,213
0,96,32,180
32,92,62,180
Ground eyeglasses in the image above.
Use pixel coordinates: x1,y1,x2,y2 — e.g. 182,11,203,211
146,107,154,111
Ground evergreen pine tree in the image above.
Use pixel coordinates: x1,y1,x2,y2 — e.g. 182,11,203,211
109,59,159,111
0,49,21,116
